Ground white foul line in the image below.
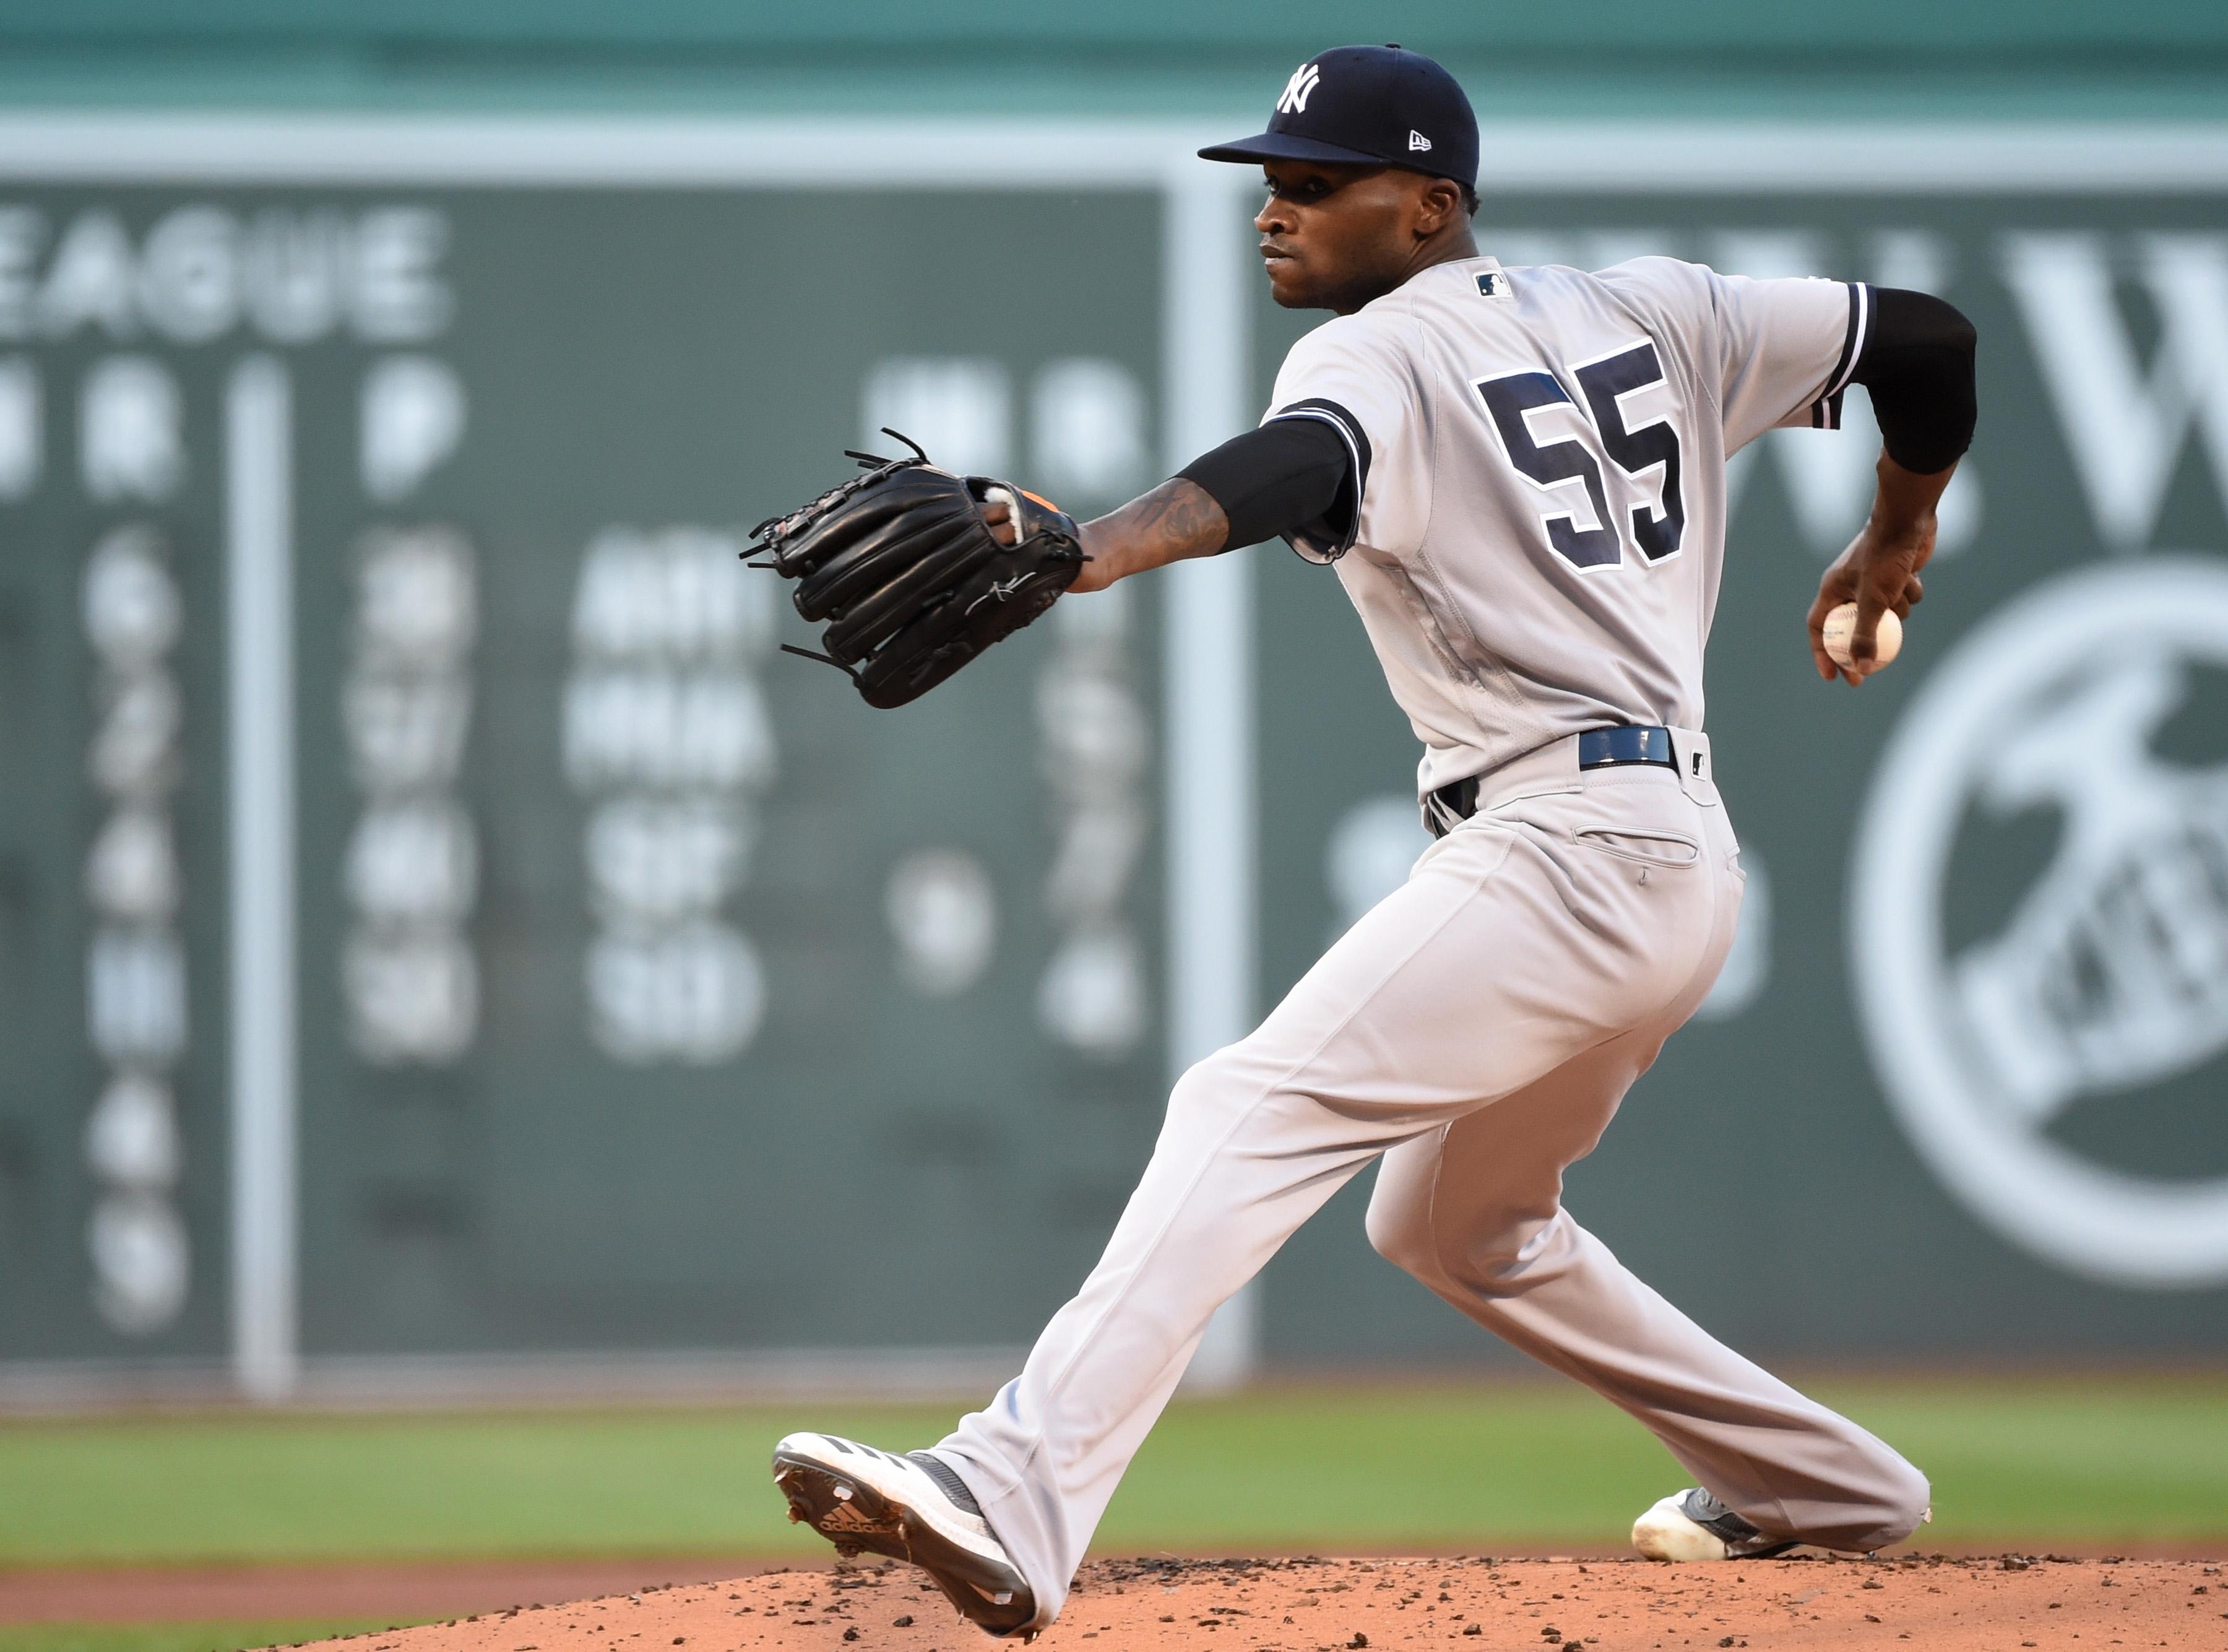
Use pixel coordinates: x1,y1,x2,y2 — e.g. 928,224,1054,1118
226,355,299,1402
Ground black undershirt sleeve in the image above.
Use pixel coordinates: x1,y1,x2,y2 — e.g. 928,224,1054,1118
1176,417,1354,552
1847,287,1978,477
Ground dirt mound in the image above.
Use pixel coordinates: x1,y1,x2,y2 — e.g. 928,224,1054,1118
287,1553,2227,1651
0,1560,782,1625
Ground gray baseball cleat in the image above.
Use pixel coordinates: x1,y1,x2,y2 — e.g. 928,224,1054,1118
772,1431,1036,1638
1631,1487,1802,1560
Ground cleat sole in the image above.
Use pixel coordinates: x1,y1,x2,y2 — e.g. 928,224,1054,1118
771,1446,1033,1637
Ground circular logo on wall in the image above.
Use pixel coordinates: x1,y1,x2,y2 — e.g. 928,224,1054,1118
1852,558,2228,1288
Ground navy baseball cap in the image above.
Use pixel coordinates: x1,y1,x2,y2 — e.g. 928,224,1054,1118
1199,44,1478,191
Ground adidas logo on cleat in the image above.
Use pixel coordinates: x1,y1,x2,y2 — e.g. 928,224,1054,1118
819,1498,897,1534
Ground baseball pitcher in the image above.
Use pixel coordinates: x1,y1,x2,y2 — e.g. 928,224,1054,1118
764,43,1979,1639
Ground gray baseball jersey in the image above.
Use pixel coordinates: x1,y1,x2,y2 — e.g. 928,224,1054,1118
1264,255,1870,795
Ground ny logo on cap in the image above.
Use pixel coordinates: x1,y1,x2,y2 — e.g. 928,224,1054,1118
1277,62,1322,115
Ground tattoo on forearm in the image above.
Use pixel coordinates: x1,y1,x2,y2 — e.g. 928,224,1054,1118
1081,479,1232,589
1129,478,1230,556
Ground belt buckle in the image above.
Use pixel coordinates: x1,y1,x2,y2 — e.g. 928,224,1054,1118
1579,725,1673,771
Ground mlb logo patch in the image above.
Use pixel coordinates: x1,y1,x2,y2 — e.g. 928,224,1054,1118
1475,271,1510,299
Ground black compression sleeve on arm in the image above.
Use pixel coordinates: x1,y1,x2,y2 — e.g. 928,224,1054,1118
1177,417,1354,551
1849,287,1978,476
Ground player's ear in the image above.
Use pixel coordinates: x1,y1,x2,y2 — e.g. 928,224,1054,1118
1414,177,1463,238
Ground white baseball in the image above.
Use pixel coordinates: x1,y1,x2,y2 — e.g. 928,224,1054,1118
1823,602,1902,672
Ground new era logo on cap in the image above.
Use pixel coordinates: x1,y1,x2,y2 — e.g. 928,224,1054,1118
1409,130,1431,152
1277,62,1322,115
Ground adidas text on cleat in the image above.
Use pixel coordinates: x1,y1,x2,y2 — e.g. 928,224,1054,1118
1632,1487,1802,1561
772,1431,1036,1637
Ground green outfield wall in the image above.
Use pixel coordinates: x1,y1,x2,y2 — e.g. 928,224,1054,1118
0,9,2224,1398
0,0,2222,118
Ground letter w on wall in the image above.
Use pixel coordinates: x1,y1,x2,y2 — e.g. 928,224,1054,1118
2003,233,2228,551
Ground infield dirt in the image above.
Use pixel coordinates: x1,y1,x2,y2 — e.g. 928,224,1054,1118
275,1553,2227,1651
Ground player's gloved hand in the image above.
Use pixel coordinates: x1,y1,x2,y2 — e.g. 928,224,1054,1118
980,497,1120,593
1807,454,1938,686
749,431,1085,708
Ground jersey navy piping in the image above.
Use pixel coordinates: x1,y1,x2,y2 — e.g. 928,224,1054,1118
1812,282,1872,430
1265,398,1371,560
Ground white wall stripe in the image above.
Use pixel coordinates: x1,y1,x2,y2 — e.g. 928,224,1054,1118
1161,164,1261,1389
0,116,2224,189
225,355,299,1403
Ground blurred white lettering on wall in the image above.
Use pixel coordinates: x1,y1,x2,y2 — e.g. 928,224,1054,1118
340,526,480,1065
0,204,453,345
1029,358,1148,505
888,849,998,998
361,355,465,502
565,528,775,1065
80,356,184,503
80,524,189,1333
861,357,1009,476
1036,586,1149,1057
2003,233,2228,552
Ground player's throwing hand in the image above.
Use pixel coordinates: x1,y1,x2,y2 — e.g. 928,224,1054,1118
1803,285,1975,684
1807,454,1937,685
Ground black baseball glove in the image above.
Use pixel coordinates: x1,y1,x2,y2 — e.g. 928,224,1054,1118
748,431,1087,709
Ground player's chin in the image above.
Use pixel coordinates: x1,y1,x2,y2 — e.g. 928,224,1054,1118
1261,255,1315,308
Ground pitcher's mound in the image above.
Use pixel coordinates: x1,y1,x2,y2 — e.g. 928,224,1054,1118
291,1553,2225,1651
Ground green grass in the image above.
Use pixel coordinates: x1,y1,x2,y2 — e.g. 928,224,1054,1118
1131,1378,2228,1549
0,1625,392,1652
0,1378,2221,1572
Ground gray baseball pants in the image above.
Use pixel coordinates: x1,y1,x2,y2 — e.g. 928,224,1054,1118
937,729,1930,1631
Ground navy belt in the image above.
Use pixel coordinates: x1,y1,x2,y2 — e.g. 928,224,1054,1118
1428,725,1677,839
1578,725,1675,769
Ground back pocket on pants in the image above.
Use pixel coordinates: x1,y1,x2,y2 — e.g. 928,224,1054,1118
1574,826,1702,869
